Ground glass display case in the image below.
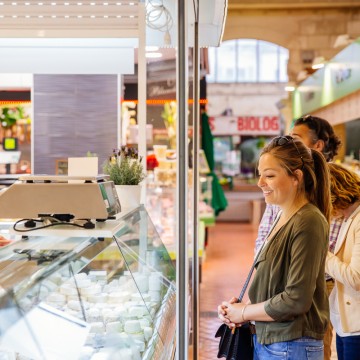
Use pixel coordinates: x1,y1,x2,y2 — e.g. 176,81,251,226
0,206,176,360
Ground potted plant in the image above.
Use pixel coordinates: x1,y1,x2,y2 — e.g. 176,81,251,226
103,146,146,209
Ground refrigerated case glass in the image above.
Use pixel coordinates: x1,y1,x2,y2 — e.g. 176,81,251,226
0,206,176,360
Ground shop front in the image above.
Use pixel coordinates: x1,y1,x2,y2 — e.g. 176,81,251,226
293,36,360,174
207,111,282,223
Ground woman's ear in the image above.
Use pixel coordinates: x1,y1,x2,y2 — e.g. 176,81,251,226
314,139,325,152
293,169,303,185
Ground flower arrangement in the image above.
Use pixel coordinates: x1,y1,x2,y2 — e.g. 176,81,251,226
146,153,159,171
103,146,146,185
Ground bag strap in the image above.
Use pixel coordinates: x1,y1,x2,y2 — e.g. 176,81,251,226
237,211,281,302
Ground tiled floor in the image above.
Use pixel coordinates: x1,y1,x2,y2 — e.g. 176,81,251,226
198,221,337,360
199,222,256,359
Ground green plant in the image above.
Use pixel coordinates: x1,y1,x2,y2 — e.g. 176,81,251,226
0,106,26,128
103,146,146,185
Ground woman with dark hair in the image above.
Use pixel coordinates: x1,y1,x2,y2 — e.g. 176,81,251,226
253,115,342,359
218,136,331,360
291,115,341,162
326,163,360,360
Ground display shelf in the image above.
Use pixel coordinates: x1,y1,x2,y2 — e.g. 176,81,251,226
0,205,176,360
146,185,209,261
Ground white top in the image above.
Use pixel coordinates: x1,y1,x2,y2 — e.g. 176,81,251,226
329,212,360,337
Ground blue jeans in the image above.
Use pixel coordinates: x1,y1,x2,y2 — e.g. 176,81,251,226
253,335,324,360
336,333,360,360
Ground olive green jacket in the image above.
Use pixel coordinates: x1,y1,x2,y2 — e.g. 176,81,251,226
248,203,329,345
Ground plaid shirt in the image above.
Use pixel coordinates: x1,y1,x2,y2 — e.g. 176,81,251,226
328,216,343,253
255,204,343,254
255,204,281,252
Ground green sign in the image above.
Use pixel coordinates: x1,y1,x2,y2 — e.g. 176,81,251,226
293,38,360,118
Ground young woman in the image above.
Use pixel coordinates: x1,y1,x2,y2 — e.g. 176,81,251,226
255,114,341,252
326,163,360,360
253,115,342,360
218,135,331,360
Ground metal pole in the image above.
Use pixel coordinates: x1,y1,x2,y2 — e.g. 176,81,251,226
176,0,189,359
137,3,147,204
192,5,200,360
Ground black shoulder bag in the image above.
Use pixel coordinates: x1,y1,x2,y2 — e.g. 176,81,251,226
215,221,276,360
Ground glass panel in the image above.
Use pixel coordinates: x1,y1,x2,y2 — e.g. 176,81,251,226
112,207,176,358
206,47,216,83
279,46,289,82
216,40,236,82
213,136,232,176
259,41,278,82
0,207,175,359
237,39,257,82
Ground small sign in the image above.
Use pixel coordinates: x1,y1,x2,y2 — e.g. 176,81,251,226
209,115,280,136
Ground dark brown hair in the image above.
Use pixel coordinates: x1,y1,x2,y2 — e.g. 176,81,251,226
293,115,341,162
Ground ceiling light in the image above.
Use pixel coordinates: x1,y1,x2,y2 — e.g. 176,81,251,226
146,46,159,52
312,56,325,70
145,52,162,58
285,85,295,92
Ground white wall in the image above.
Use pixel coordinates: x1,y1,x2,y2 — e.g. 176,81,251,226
207,82,287,117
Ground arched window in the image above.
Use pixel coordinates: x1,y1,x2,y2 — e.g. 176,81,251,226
207,39,289,83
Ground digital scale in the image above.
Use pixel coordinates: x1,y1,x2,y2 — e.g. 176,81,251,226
0,175,121,221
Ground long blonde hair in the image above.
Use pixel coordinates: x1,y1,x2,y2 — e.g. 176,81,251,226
328,163,360,213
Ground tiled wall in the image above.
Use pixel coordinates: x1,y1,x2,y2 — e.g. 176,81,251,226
33,74,118,175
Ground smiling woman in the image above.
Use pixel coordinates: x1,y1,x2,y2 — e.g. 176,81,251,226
218,135,332,360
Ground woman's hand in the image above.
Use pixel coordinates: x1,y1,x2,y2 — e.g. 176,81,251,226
221,301,247,325
217,297,240,329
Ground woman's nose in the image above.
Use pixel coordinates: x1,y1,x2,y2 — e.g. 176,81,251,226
257,175,265,188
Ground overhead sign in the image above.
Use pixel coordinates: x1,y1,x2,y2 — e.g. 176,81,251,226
209,115,280,136
293,37,360,118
